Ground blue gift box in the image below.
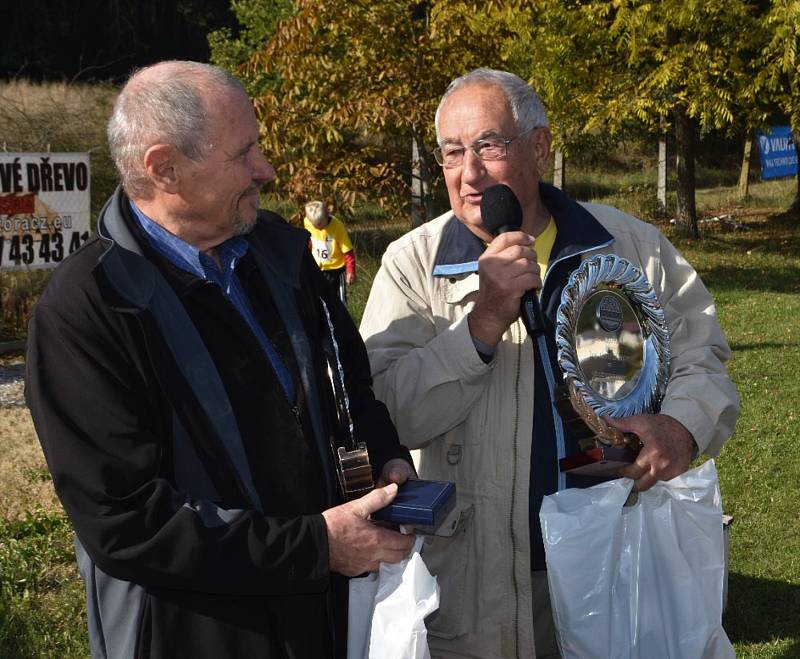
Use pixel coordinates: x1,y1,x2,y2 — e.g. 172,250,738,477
372,479,456,531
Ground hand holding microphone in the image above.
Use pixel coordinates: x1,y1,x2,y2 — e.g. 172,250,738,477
468,184,545,346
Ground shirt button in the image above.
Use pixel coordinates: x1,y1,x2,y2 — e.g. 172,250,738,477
447,444,462,465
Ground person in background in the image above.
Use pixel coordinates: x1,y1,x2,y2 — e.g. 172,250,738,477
25,60,415,659
304,200,356,304
359,68,739,659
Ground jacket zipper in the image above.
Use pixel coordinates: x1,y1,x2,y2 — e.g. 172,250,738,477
540,238,614,494
510,320,523,658
538,333,567,491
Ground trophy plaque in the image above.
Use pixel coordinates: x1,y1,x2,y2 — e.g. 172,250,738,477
336,443,375,501
555,254,670,477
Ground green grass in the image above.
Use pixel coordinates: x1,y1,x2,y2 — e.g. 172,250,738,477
671,222,800,659
0,511,88,658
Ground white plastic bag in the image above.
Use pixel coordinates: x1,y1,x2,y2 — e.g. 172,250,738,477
540,460,734,659
347,535,440,659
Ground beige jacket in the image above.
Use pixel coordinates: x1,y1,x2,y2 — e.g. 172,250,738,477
360,195,739,659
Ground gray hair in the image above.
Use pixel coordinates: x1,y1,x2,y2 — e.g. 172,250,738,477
434,68,549,142
304,200,329,228
108,60,248,197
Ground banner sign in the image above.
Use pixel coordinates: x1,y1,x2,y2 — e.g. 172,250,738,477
757,126,798,180
0,152,91,271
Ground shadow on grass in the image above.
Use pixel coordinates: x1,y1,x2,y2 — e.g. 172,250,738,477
700,233,800,259
698,265,800,294
725,572,800,657
729,341,800,352
564,181,625,200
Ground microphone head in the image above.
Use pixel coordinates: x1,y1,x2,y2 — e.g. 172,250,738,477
480,184,523,236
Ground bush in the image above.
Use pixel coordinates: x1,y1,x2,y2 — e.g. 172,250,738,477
0,270,51,341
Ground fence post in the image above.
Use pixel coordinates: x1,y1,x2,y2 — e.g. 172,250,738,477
553,148,565,190
657,130,667,217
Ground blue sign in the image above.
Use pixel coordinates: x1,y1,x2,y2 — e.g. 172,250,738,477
757,126,798,180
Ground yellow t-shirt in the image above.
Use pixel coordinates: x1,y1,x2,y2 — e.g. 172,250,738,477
534,217,557,280
303,216,353,271
480,218,557,282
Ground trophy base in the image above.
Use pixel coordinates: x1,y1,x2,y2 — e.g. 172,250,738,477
559,445,638,478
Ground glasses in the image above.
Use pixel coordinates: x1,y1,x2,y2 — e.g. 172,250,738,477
433,126,537,168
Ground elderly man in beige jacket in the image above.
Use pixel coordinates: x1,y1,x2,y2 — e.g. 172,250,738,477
359,68,739,659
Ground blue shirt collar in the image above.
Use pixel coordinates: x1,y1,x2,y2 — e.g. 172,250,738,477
129,201,249,294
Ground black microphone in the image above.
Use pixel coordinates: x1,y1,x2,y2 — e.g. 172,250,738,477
480,184,546,337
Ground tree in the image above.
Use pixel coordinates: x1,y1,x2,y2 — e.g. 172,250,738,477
218,0,768,235
506,2,613,187
222,0,526,223
208,0,294,97
523,1,760,237
234,1,436,219
756,0,800,217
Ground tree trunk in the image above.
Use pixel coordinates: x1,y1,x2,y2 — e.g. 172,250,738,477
738,134,753,202
657,130,667,217
411,134,429,228
673,106,698,238
553,148,565,190
790,130,800,217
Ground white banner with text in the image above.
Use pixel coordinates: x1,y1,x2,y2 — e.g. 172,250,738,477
0,152,91,271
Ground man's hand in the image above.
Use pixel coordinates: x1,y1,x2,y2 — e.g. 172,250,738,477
607,414,697,492
375,457,416,487
345,271,356,285
468,231,540,347
321,484,415,576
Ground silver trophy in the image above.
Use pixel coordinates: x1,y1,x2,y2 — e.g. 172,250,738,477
555,254,670,477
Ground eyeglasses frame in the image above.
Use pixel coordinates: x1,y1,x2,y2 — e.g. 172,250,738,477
433,126,538,168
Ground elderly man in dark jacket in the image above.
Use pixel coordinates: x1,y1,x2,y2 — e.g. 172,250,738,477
25,60,415,659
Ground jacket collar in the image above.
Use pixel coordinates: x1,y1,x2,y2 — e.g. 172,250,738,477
540,183,614,265
432,217,484,277
95,186,308,309
97,186,145,256
432,182,614,277
96,187,157,310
